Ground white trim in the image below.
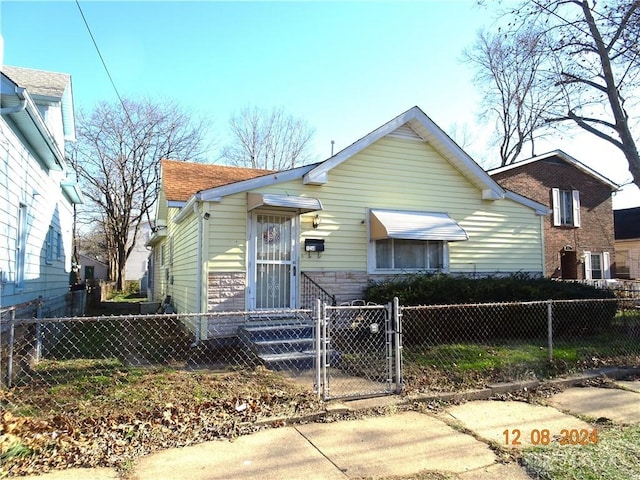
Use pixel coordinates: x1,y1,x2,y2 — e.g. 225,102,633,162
552,188,561,226
603,251,611,279
303,106,505,200
572,190,581,227
583,251,592,280
488,149,619,190
198,164,317,202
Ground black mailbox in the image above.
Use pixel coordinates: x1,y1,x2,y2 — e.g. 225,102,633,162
305,238,325,252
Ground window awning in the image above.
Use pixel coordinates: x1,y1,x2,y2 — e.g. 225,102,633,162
247,193,323,213
370,209,468,241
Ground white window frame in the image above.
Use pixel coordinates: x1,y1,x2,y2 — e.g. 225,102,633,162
583,251,611,280
552,188,581,227
369,238,450,274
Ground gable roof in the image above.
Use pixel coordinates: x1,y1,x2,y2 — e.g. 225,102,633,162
488,149,619,190
161,159,275,202
614,207,640,240
2,65,75,142
303,106,505,200
169,106,548,218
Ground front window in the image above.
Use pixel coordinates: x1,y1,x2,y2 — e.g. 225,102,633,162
375,239,444,271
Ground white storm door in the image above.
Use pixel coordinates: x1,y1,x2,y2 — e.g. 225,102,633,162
252,213,297,309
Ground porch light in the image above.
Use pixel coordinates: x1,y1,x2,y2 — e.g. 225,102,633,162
312,214,321,229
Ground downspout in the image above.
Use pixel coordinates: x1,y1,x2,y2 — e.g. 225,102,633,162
0,87,27,115
193,200,204,345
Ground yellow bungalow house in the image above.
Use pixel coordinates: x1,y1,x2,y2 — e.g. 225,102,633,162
148,106,549,339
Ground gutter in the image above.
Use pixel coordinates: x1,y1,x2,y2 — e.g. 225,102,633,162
0,86,27,115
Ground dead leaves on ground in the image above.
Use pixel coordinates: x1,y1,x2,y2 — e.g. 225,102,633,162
1,369,323,477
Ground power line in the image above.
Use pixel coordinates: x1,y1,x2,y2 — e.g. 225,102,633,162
75,0,134,126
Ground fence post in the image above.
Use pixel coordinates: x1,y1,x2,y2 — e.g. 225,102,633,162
322,302,329,400
393,297,403,394
7,310,15,388
547,300,553,362
314,299,321,398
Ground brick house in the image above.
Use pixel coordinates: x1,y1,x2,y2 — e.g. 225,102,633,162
489,150,619,280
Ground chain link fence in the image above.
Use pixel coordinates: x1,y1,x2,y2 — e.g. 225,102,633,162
1,298,639,413
401,298,640,393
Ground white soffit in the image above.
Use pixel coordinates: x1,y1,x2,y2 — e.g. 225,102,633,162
370,209,469,241
247,193,323,213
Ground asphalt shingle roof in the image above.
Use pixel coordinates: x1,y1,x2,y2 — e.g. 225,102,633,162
161,159,275,202
2,65,70,98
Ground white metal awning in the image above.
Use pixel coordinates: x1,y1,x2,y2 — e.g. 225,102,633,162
370,209,469,241
247,192,323,213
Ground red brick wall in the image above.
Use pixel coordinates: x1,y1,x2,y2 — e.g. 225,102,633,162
492,157,615,279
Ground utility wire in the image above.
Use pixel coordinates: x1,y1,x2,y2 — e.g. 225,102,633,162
75,0,134,126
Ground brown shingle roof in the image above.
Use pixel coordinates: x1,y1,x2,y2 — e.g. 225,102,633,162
162,159,275,202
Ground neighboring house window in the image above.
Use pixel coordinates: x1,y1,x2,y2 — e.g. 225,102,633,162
160,244,165,266
374,239,445,271
46,226,54,264
583,251,611,280
552,188,581,227
16,204,27,287
169,236,174,266
617,251,630,279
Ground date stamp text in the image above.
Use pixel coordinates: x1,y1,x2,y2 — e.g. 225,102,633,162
503,428,598,446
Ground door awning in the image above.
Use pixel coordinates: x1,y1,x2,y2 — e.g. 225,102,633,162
370,209,469,241
248,192,323,213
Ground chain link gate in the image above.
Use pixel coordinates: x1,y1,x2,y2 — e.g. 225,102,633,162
314,299,403,400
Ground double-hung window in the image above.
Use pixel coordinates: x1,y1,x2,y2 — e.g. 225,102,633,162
375,238,444,271
369,209,467,273
552,188,580,227
583,251,611,280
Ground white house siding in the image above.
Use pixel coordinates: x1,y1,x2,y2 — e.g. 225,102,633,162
0,119,74,311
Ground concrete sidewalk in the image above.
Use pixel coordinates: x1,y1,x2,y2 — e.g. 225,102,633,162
15,379,639,480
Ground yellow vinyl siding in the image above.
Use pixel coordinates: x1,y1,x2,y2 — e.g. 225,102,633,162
200,134,543,278
165,207,199,313
205,196,249,272
274,136,541,273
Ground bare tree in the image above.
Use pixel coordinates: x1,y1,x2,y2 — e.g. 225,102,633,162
466,29,561,166
72,98,210,290
221,105,316,170
471,0,640,185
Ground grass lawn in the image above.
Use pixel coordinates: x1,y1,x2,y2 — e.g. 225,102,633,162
522,425,640,480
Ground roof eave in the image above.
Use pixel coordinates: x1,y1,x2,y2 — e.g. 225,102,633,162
1,74,66,171
303,106,505,199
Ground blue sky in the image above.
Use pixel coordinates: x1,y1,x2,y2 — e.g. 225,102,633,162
2,0,639,208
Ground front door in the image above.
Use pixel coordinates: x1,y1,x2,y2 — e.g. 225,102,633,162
251,212,297,309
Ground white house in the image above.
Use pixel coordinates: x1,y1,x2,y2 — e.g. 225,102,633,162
0,66,82,316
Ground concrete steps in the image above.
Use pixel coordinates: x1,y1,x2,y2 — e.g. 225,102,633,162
239,319,338,371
